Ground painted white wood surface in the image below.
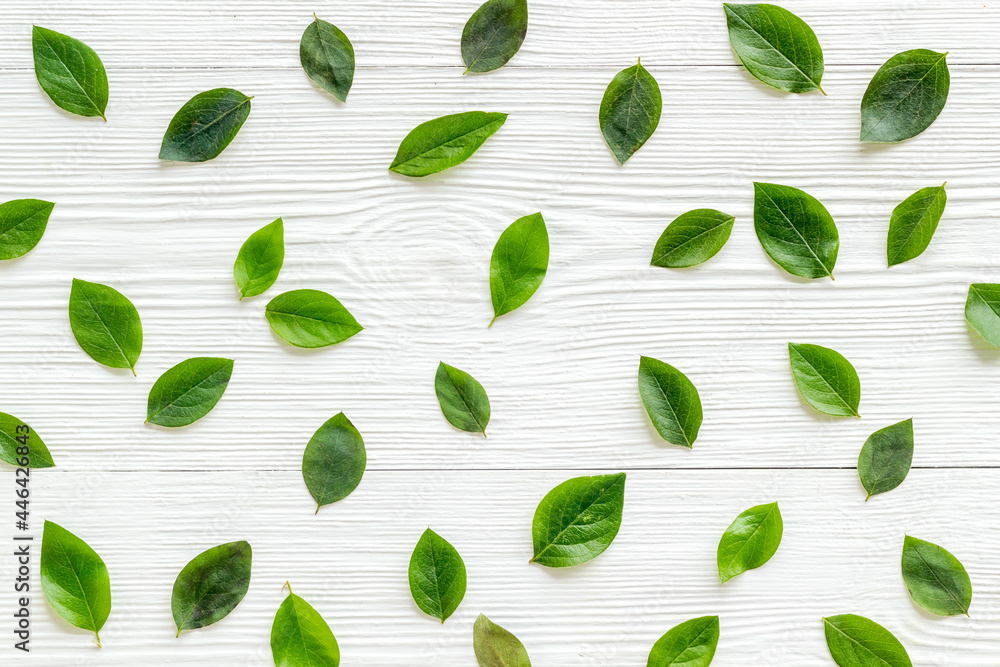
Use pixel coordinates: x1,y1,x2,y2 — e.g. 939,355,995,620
0,1,998,664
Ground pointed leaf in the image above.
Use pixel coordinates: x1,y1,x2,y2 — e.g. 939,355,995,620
41,521,110,645
964,283,1000,348
146,357,234,427
717,501,782,583
637,356,702,448
302,412,366,511
650,209,735,268
300,16,355,102
753,182,838,279
887,184,947,266
435,362,491,435
723,3,824,94
531,473,626,567
901,536,972,616
0,199,54,260
265,289,363,348
858,419,913,499
823,614,912,667
0,412,56,468
861,49,949,143
474,614,531,667
172,541,252,635
490,212,548,324
32,26,108,119
462,0,528,73
69,278,142,373
159,88,252,162
234,217,284,299
600,60,661,165
788,343,861,417
647,615,720,667
408,528,467,622
271,590,340,667
389,111,507,177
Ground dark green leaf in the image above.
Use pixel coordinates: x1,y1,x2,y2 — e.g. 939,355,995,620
462,0,528,74
788,342,861,417
271,587,340,667
389,111,507,177
234,217,284,299
0,199,55,260
303,412,366,512
490,212,548,325
823,614,912,667
474,614,531,667
300,15,355,103
861,49,949,143
146,357,234,427
159,88,252,162
647,616,720,667
435,362,491,436
0,412,56,468
887,184,947,266
637,356,702,448
753,182,838,280
531,473,626,567
650,209,735,268
408,528,466,622
265,289,363,348
901,536,972,616
600,59,661,165
964,284,1000,348
41,521,110,646
723,3,825,94
32,26,108,119
717,501,782,583
858,419,913,500
69,278,142,374
172,541,252,635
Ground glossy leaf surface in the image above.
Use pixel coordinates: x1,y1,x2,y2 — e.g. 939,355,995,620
717,502,782,583
265,289,362,348
600,60,661,165
146,357,234,427
860,50,949,143
788,343,861,417
531,473,626,567
389,111,507,177
159,88,252,162
69,278,142,373
724,3,824,93
302,412,366,511
172,540,252,635
0,198,54,260
408,528,466,622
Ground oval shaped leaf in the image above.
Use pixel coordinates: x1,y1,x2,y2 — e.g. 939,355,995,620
0,412,56,468
887,184,947,266
964,284,1000,348
474,613,531,667
265,289,363,348
69,278,142,374
637,356,702,448
647,615,720,667
600,59,661,165
858,419,913,500
408,528,467,622
303,412,366,512
300,15,355,102
389,111,507,177
901,535,972,616
41,521,110,646
823,614,912,667
753,182,838,280
861,49,949,143
0,199,54,260
271,588,340,667
788,342,860,418
234,217,284,300
146,357,234,427
723,3,824,94
531,473,626,568
490,212,548,325
435,362,491,436
172,540,252,635
462,0,528,74
650,209,735,268
159,88,252,162
717,501,782,583
32,26,108,119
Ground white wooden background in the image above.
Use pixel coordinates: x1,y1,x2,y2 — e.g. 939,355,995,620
1,1,998,664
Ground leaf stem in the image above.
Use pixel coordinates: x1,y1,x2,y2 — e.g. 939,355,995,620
95,630,103,647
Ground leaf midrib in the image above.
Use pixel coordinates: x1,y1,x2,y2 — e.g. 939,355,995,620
758,187,833,277
172,95,251,150
909,541,968,614
644,362,692,446
791,346,857,415
861,52,947,141
51,535,102,633
653,216,734,265
149,363,229,421
533,477,621,561
888,192,942,265
720,504,776,576
77,286,133,369
725,7,822,90
34,28,105,118
393,115,504,169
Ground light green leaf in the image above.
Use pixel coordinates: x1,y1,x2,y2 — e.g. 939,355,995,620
408,528,467,622
823,614,912,667
0,199,55,260
303,412,366,512
474,614,531,667
717,501,782,583
647,615,720,667
858,419,913,500
600,59,661,165
462,0,528,73
788,342,861,417
861,50,949,143
531,473,626,567
887,184,947,266
300,15,355,102
172,541,252,635
159,88,252,162
41,521,111,646
650,209,735,268
0,412,56,468
32,26,108,119
901,536,972,616
69,278,142,374
389,111,507,177
637,356,702,448
146,357,234,427
265,289,363,348
435,362,491,436
271,587,340,667
753,182,838,280
964,283,1000,348
490,212,548,325
234,218,284,299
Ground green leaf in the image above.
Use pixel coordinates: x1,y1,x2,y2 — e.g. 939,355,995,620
531,473,626,568
753,182,838,280
823,614,912,667
40,521,110,646
389,111,507,177
600,59,662,165
408,528,467,622
265,289,363,348
271,587,340,667
637,356,702,448
964,284,1000,348
234,218,284,299
0,199,55,260
474,613,531,667
723,3,825,94
788,342,861,418
490,212,548,325
861,49,949,143
303,412,366,512
717,501,782,583
901,536,972,616
462,0,528,74
146,357,234,427
32,26,108,120
300,15,355,103
0,412,56,468
159,88,252,162
887,184,947,266
647,615,720,667
172,541,252,636
68,278,143,374
650,209,735,268
858,419,913,500
435,362,491,436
